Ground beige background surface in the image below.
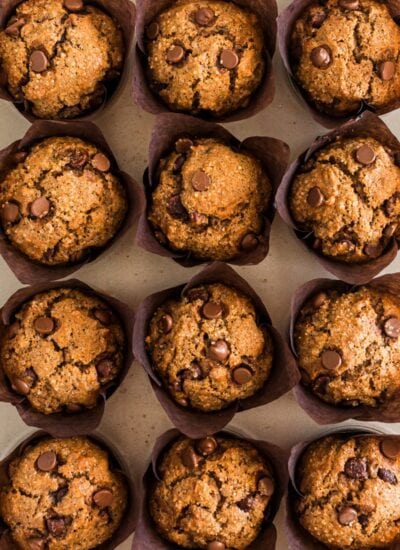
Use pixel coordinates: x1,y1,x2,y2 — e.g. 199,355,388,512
0,0,399,547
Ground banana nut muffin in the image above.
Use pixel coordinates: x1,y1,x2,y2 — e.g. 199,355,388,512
294,286,400,408
146,283,273,411
289,136,400,263
0,136,127,266
289,0,400,117
0,436,127,549
295,434,400,549
148,137,271,261
0,287,125,414
150,435,275,549
0,0,124,119
145,0,265,117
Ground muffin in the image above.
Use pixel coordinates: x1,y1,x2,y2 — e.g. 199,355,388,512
0,436,127,549
0,287,125,414
289,136,400,263
146,282,273,411
294,285,400,408
0,136,127,266
149,435,275,549
295,434,400,549
145,0,265,117
0,0,124,119
289,0,400,117
148,137,271,261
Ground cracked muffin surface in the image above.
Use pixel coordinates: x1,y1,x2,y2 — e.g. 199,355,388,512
0,436,127,549
289,136,400,263
294,286,400,408
0,136,127,266
148,137,271,261
295,435,400,549
146,283,273,412
145,0,265,117
149,435,275,549
290,0,400,117
0,287,125,414
0,0,124,119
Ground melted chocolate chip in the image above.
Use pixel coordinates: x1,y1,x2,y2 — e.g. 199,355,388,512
175,137,193,153
339,0,359,9
37,451,57,472
378,60,395,81
232,365,253,385
307,186,324,207
92,153,110,172
321,349,342,370
167,195,186,219
380,439,400,459
195,7,215,26
181,446,200,469
202,301,223,319
344,457,368,480
11,377,30,395
64,0,84,10
159,313,173,333
383,317,400,338
96,359,114,378
208,339,229,361
378,468,398,484
310,45,332,68
1,202,20,224
93,308,111,325
191,170,210,191
30,196,50,218
338,506,357,525
93,489,113,507
195,436,217,456
30,50,48,73
355,144,376,165
167,45,185,63
237,494,256,511
46,516,66,537
207,543,225,550
220,49,239,69
146,21,159,40
34,316,55,335
258,475,274,496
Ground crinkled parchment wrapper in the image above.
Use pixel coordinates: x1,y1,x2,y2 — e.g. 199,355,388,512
0,430,138,549
0,0,135,122
275,112,400,285
289,272,400,424
277,0,400,128
0,120,145,284
136,113,290,267
132,0,277,122
0,279,134,437
133,261,300,438
285,427,394,550
132,428,288,550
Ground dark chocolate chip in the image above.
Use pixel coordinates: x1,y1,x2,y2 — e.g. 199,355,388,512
195,436,217,456
310,45,332,68
37,451,57,472
11,377,30,395
69,150,88,169
146,21,159,40
92,153,110,172
181,446,200,469
52,486,68,503
202,301,223,319
307,186,324,207
378,60,395,81
30,50,48,73
187,288,209,302
1,202,20,224
339,0,359,9
64,0,84,10
258,475,274,496
380,439,400,459
310,11,326,27
93,308,111,325
364,243,382,258
338,506,357,525
159,313,173,333
93,489,113,507
355,144,376,165
195,7,215,26
167,195,186,218
383,317,400,338
384,224,397,238
237,494,256,511
30,196,50,218
208,339,229,361
46,516,66,537
312,292,328,308
5,18,26,37
313,375,331,395
96,359,114,378
34,316,55,335
167,45,185,63
378,468,398,484
241,232,259,251
191,170,210,191
232,365,253,385
173,154,186,173
344,457,368,480
207,542,225,550
220,49,239,69
321,349,342,370
175,137,193,153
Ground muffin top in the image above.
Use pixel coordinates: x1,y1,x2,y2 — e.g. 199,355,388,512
146,283,273,412
148,137,271,261
0,287,125,415
150,435,275,549
0,0,124,119
294,286,400,408
289,136,400,263
295,434,400,549
0,436,127,549
0,136,127,266
290,0,400,117
145,0,265,117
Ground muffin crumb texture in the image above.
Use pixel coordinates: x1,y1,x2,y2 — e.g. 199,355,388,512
150,435,275,549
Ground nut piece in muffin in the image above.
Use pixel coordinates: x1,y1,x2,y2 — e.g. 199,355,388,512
0,436,127,549
0,287,125,414
294,286,400,408
289,136,400,263
0,0,124,119
295,434,400,549
0,136,127,266
145,0,265,117
150,435,275,549
146,283,273,411
290,0,400,117
148,137,271,261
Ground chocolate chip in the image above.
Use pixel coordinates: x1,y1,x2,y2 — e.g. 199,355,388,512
5,18,25,37
146,21,159,40
339,0,359,9
173,154,186,173
0,202,20,224
310,11,326,27
167,195,186,218
241,232,259,251
181,446,200,469
363,243,382,258
344,458,368,480
46,516,66,537
93,489,113,507
307,186,324,207
378,60,395,81
96,359,114,378
30,196,50,218
69,150,88,169
191,170,210,191
310,45,332,68
92,153,110,172
27,538,45,550
11,377,30,395
232,365,253,385
313,375,331,396
195,7,215,25
355,144,376,165
383,317,400,338
187,288,209,302
237,494,256,511
30,50,48,73
52,486,68,503
195,436,217,456
34,316,55,335
338,506,357,525
258,475,274,496
37,451,57,472
175,138,193,153
220,49,239,69
167,45,185,63
207,542,225,550
202,301,223,319
208,339,229,362
159,313,173,333
312,292,328,308
93,308,111,325
64,0,84,10
380,439,400,459
321,349,342,370
378,468,398,484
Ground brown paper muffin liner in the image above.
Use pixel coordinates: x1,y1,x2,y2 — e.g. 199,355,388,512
277,0,400,128
0,0,135,122
0,430,138,549
0,120,145,284
289,272,400,424
132,0,276,122
133,262,300,438
136,113,290,267
275,111,399,285
0,279,134,437
132,428,288,550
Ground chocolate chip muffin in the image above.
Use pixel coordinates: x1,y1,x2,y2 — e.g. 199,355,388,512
148,137,271,261
0,0,124,119
0,136,127,266
150,435,274,549
0,287,125,414
289,0,400,117
145,0,265,117
295,434,400,549
294,286,400,408
146,283,273,411
289,136,400,263
0,436,127,549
